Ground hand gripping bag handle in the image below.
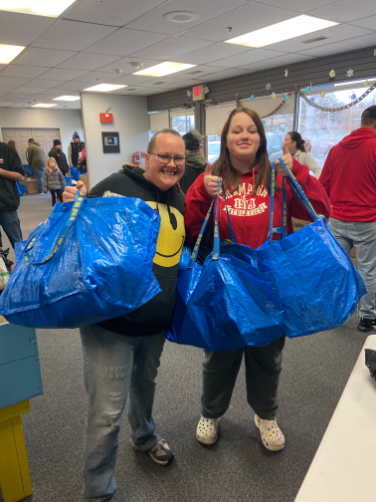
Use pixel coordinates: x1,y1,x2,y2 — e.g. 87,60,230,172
24,190,86,266
268,158,319,243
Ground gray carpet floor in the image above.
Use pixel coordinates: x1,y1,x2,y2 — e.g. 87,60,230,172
0,193,370,502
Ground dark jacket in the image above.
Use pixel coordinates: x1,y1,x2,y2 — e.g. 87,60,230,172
89,164,185,336
48,147,69,175
43,168,66,192
68,141,85,167
180,151,207,195
0,142,25,211
26,142,47,170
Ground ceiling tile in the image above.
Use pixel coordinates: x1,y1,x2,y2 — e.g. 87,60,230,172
349,14,376,31
96,57,163,74
265,23,373,53
12,48,77,68
130,36,214,60
149,65,225,81
83,28,170,57
0,76,31,87
108,74,155,85
63,0,167,27
31,20,117,51
0,86,19,94
257,0,341,12
309,0,376,23
298,32,376,57
125,0,251,35
0,101,15,107
12,87,50,95
0,11,55,46
180,3,299,42
26,79,67,88
73,71,122,83
211,49,287,69
37,69,89,81
173,43,252,65
57,53,122,71
53,81,89,91
240,53,312,72
3,93,32,101
0,65,49,79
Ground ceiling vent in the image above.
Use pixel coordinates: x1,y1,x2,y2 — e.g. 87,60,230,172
301,36,329,44
188,70,204,75
163,11,199,23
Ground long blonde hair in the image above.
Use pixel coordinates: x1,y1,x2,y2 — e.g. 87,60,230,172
212,107,272,194
46,157,58,172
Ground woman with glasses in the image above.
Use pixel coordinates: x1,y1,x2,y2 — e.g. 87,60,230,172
184,108,330,451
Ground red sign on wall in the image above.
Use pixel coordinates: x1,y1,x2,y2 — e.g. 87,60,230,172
100,113,113,123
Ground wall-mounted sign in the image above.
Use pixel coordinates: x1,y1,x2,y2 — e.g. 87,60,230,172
100,112,113,123
192,85,204,101
102,132,120,153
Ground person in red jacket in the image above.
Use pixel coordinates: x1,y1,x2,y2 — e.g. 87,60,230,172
320,106,376,332
185,107,331,451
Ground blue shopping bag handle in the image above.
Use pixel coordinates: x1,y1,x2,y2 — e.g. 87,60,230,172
23,190,86,266
268,158,319,243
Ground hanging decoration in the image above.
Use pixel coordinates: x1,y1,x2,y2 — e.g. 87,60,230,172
351,93,356,100
305,86,311,93
260,88,295,119
320,91,325,98
347,68,354,78
363,80,369,87
265,82,271,90
296,82,376,112
329,69,336,82
283,93,289,100
310,98,315,104
284,69,288,78
249,95,255,101
271,92,276,99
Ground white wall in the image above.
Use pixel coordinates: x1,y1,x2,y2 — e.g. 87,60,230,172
0,108,83,153
81,92,149,189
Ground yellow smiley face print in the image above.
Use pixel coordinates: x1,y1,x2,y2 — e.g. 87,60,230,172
146,201,185,268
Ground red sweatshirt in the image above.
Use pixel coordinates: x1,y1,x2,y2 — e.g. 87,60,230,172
185,158,331,249
320,128,376,222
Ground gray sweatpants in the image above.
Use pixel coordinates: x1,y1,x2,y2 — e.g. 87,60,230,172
329,218,376,319
201,336,286,420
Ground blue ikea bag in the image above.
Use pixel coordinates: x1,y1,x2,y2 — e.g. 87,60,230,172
17,182,26,196
166,188,284,351
256,158,366,338
64,176,72,186
70,167,80,181
0,192,161,328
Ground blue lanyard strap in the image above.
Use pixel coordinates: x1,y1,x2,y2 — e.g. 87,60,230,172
221,180,236,243
24,190,86,266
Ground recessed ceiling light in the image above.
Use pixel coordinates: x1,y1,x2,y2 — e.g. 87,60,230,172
53,95,81,101
0,44,25,64
32,103,57,108
133,62,196,77
225,15,338,48
84,83,127,92
0,0,77,18
163,11,199,23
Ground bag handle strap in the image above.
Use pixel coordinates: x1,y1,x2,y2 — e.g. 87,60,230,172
268,158,319,243
221,180,236,243
24,190,86,266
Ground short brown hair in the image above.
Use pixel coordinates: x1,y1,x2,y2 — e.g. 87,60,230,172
212,107,272,194
361,106,376,126
147,128,183,153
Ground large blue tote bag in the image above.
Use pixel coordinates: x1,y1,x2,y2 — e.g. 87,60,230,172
0,192,161,328
256,159,366,338
166,187,284,351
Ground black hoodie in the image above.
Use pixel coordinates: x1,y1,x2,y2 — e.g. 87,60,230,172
88,164,185,336
0,142,25,212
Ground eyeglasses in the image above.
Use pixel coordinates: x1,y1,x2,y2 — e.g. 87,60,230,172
149,152,186,167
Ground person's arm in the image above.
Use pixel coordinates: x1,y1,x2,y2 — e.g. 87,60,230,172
302,151,321,179
287,157,331,220
1,148,25,182
67,143,72,167
0,168,24,182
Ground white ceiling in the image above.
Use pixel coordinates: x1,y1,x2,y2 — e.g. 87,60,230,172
0,0,375,109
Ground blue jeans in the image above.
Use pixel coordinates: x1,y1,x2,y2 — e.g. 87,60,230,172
80,324,166,502
32,167,45,193
0,210,22,248
329,218,376,318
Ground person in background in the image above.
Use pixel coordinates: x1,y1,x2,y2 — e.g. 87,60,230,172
180,129,208,194
68,132,85,169
48,140,69,175
26,138,47,194
77,147,86,172
43,157,66,207
7,140,18,155
320,105,376,333
283,131,321,178
0,141,25,248
185,107,330,451
63,129,185,502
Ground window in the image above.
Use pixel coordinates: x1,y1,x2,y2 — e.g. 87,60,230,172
170,113,194,136
207,134,221,163
297,83,376,167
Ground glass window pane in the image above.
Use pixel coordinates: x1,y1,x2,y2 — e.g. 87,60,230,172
207,134,221,164
171,114,195,136
263,113,294,162
298,85,376,168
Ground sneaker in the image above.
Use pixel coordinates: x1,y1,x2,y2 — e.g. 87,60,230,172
131,438,174,466
254,414,285,451
196,416,220,445
357,317,376,332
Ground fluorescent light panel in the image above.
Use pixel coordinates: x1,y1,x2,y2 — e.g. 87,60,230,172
133,62,196,77
53,95,81,101
225,15,338,48
0,0,76,17
0,44,25,64
32,103,57,108
84,83,127,92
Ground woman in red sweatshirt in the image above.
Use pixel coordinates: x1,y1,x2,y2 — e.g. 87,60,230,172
184,107,331,451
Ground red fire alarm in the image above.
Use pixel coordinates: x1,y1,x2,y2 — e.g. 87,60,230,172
100,113,113,123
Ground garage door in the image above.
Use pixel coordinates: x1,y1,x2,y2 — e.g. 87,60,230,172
2,128,61,164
